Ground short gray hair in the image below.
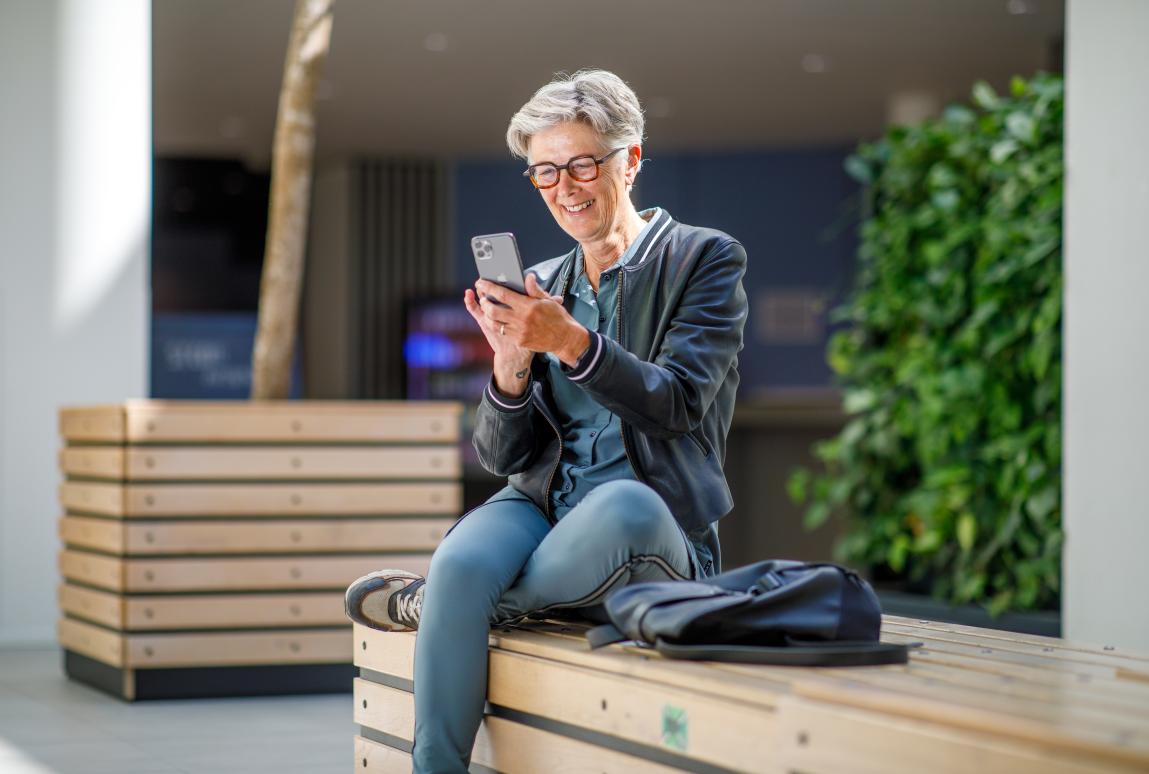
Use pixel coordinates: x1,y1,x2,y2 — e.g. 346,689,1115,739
506,69,645,160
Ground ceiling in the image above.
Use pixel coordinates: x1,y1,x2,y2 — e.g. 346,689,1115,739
153,0,1064,165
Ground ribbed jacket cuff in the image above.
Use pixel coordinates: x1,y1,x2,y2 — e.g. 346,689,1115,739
484,377,531,412
563,331,605,384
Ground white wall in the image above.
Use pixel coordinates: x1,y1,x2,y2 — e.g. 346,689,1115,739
0,0,150,645
1064,0,1149,650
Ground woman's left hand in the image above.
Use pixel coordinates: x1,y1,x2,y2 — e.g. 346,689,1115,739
475,274,591,367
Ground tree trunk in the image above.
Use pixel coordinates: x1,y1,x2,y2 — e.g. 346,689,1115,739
251,0,335,400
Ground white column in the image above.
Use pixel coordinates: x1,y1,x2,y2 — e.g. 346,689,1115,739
1063,0,1149,649
0,0,150,644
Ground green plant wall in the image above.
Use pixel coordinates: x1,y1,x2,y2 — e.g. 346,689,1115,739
789,74,1064,615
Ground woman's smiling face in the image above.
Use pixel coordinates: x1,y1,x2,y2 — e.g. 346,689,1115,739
527,121,637,246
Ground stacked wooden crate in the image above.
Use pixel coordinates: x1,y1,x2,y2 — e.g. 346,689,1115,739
353,617,1149,773
57,400,461,700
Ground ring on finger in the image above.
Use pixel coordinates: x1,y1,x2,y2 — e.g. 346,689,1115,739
500,324,506,336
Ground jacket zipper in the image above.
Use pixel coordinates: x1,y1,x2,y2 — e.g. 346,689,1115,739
617,268,642,484
540,268,574,525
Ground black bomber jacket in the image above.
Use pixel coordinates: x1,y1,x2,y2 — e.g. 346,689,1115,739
472,208,748,534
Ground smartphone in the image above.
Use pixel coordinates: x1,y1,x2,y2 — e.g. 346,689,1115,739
471,233,526,305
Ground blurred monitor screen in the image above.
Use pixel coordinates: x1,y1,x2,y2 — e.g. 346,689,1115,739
404,296,493,403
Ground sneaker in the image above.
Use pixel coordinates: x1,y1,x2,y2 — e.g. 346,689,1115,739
344,570,426,632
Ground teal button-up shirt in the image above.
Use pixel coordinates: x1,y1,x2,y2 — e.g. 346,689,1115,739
547,209,661,520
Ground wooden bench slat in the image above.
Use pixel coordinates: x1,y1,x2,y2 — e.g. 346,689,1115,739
61,447,461,482
894,660,1149,719
354,681,683,774
775,694,1144,774
59,584,348,630
60,549,429,593
884,615,1149,664
883,622,1149,678
60,617,352,668
58,617,124,667
889,639,1149,706
791,674,1149,769
60,481,462,517
60,516,452,555
59,407,126,443
59,447,125,478
61,401,463,444
355,736,413,774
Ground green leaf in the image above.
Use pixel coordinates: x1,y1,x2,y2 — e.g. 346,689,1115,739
1006,112,1037,144
972,81,999,110
956,512,977,552
1025,486,1059,522
786,468,810,504
804,502,832,530
990,139,1019,164
844,154,873,184
887,534,910,573
843,388,878,414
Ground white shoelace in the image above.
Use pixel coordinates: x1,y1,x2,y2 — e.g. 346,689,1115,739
394,586,422,627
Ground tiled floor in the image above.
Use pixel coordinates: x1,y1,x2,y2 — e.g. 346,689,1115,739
0,647,352,773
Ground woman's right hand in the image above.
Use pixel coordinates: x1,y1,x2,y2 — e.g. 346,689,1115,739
463,288,532,397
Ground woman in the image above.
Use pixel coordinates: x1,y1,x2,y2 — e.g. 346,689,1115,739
346,69,747,772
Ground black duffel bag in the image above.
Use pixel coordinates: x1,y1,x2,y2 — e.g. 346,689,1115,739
586,559,915,666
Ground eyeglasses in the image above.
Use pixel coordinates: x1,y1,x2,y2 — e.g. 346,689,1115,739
523,147,627,189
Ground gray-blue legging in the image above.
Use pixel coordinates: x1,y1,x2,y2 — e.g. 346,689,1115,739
411,478,698,773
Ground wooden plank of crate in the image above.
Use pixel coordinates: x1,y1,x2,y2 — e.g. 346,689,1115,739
123,591,347,630
129,553,430,593
58,617,124,667
60,516,125,554
59,406,125,443
885,615,1149,664
355,736,413,774
121,447,461,482
120,400,463,443
774,693,1139,774
58,584,347,630
59,584,124,630
59,447,125,479
355,680,682,774
116,518,453,555
126,628,353,668
61,481,462,517
60,549,430,593
124,482,461,517
59,550,124,592
882,622,1149,680
59,481,124,516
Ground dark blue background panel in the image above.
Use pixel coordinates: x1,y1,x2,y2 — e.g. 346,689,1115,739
450,147,860,392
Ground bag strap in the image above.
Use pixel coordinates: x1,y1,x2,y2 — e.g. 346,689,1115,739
654,638,918,667
586,624,627,650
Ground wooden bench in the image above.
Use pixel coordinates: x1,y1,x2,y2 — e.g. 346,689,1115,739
56,400,461,700
352,616,1149,773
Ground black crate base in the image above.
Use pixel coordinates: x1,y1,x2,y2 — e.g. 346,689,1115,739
63,650,356,701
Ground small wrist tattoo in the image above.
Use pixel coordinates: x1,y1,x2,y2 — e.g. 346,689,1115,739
514,367,530,380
